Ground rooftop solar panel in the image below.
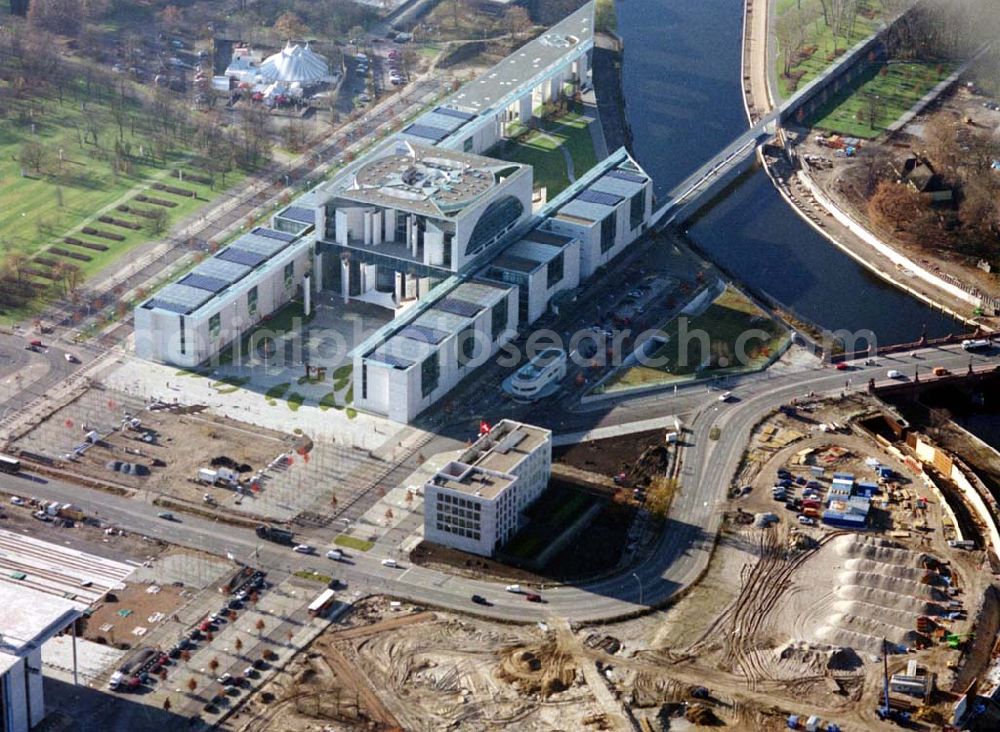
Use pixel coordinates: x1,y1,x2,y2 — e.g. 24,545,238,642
252,227,296,242
606,168,647,184
237,234,288,257
278,206,315,225
193,257,251,285
368,352,414,369
577,189,623,207
400,324,449,345
434,298,483,318
180,273,229,293
434,106,476,121
145,298,190,314
217,247,267,268
402,123,449,142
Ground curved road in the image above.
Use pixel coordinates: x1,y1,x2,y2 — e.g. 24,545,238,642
2,343,994,623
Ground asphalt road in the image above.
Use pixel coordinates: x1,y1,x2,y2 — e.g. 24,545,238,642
2,343,994,622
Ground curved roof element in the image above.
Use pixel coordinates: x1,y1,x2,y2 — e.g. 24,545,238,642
258,43,329,84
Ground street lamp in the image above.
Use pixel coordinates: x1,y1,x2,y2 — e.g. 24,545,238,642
632,572,643,606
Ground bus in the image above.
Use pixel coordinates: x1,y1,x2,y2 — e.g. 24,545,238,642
0,454,20,474
308,588,337,617
505,348,567,402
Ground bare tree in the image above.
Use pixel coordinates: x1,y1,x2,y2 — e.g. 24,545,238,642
19,141,47,175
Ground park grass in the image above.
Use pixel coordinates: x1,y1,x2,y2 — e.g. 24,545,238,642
603,286,788,392
265,382,291,400
0,77,246,323
293,569,332,585
333,535,374,552
500,111,598,197
504,484,598,561
809,61,955,138
775,0,882,99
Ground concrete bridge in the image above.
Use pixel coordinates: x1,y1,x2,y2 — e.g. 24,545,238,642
648,20,895,228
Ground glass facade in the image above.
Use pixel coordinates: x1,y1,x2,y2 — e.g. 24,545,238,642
465,196,524,258
600,211,617,253
283,262,294,290
546,252,564,290
247,286,258,316
421,352,440,397
629,190,645,230
209,313,221,339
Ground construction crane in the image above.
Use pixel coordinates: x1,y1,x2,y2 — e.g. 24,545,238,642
875,638,911,725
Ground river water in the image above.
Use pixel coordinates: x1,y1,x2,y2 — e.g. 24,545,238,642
614,0,961,345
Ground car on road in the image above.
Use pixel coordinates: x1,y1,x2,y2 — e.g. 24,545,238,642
835,362,849,370
471,594,488,605
505,584,521,593
293,544,315,554
156,512,176,521
798,515,816,526
718,391,733,402
381,558,398,568
887,369,904,379
64,353,80,363
525,593,542,603
326,549,344,561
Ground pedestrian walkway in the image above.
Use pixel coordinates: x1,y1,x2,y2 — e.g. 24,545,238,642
552,414,682,447
581,93,610,160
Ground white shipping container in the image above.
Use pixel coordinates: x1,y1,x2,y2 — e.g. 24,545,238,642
198,468,218,484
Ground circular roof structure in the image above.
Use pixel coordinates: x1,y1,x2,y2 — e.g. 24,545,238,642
258,43,329,84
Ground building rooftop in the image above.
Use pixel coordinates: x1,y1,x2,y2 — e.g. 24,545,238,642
429,461,517,500
460,419,550,475
0,529,134,609
399,106,479,146
335,141,524,218
449,1,593,114
0,584,81,657
141,225,311,316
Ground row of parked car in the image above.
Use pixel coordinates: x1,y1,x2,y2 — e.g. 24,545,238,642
109,571,269,694
771,469,822,526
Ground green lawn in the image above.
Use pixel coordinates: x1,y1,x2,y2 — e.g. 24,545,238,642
500,111,598,197
775,0,882,99
809,61,955,138
604,287,788,391
0,77,245,322
333,535,374,552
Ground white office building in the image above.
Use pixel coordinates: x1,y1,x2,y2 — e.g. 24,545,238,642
317,141,532,311
134,210,316,368
424,420,552,556
354,279,517,422
0,530,133,732
543,154,653,279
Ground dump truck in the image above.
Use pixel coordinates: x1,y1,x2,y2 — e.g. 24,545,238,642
255,524,294,545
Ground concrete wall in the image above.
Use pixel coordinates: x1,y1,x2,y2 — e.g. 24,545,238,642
1,653,35,732
423,486,500,556
453,168,534,270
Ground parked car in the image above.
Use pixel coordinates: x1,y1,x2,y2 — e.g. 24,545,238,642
9,496,24,506
718,391,733,402
798,515,816,526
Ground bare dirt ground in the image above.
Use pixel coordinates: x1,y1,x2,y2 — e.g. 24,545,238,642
81,581,186,648
574,396,997,730
798,82,1000,308
12,388,297,507
232,598,620,732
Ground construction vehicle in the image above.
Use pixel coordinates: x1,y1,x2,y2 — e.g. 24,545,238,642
946,632,974,650
876,638,912,725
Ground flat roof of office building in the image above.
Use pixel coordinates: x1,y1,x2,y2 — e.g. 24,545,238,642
460,419,550,475
0,585,81,657
142,227,309,316
334,141,524,218
448,2,593,114
429,462,516,500
400,106,480,145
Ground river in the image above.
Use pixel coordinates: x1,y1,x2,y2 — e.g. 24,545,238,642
614,0,961,345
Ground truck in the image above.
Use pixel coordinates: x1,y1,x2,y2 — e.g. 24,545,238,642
255,524,294,545
961,338,991,351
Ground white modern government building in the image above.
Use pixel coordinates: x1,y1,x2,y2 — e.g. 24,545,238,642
0,530,133,732
133,2,655,423
423,420,552,556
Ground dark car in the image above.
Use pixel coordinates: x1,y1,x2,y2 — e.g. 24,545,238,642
525,593,542,603
471,594,488,605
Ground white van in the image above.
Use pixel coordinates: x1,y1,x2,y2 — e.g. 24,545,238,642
887,369,903,379
108,671,124,690
505,584,521,594
381,558,398,568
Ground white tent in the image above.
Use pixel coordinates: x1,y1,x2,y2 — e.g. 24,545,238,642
258,43,329,85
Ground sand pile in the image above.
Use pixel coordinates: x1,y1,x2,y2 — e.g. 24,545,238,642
774,640,863,675
788,535,945,655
